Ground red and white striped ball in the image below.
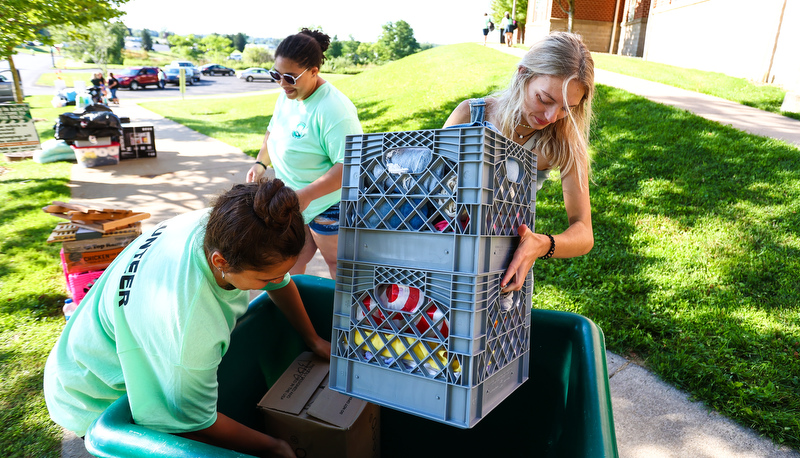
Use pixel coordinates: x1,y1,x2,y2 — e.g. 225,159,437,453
414,302,449,338
376,284,425,313
357,296,387,326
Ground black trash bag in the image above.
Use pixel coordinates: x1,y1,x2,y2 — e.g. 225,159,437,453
54,110,123,141
83,104,113,113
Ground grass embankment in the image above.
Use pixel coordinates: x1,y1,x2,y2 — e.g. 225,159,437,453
2,43,799,455
592,53,799,120
1,97,73,457
144,43,800,447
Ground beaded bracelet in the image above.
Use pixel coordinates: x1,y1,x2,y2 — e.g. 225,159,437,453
255,161,268,171
539,233,555,260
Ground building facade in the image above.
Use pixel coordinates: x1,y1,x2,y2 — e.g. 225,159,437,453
524,0,798,88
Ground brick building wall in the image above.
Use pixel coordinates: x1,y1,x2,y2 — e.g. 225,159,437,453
537,0,626,52
618,0,651,56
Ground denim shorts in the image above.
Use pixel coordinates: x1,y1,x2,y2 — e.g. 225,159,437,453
308,203,340,234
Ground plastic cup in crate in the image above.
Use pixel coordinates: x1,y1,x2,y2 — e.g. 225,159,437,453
72,142,120,167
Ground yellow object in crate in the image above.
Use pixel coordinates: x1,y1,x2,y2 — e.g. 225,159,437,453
353,328,460,375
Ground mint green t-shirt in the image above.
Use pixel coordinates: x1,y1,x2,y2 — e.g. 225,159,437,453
43,209,290,436
267,82,362,224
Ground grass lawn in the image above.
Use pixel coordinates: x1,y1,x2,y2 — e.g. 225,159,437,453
592,52,799,120
1,96,73,457
2,43,799,454
142,43,800,448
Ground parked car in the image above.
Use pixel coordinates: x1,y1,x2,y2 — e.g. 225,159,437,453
116,67,161,90
199,64,235,76
237,67,275,83
170,60,201,82
163,67,193,86
0,73,15,103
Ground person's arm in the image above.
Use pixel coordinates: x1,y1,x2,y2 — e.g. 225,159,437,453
294,162,343,212
267,278,331,359
443,100,472,128
177,412,294,458
501,164,594,292
247,130,272,183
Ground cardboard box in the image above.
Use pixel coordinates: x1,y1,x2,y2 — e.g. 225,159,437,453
60,246,123,274
119,123,156,160
62,233,139,254
258,352,380,458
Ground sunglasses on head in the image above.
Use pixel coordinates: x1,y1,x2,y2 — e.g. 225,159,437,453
269,68,309,85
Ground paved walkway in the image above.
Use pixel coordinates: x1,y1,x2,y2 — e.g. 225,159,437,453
61,45,800,457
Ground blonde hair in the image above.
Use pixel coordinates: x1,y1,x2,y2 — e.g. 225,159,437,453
493,32,595,185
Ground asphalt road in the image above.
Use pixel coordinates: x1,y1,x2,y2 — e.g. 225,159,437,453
2,52,279,99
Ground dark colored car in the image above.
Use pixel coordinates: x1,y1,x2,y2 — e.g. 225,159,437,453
116,67,161,90
199,64,235,76
163,67,193,86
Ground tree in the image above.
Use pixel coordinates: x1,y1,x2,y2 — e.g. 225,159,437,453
1,0,127,102
141,29,153,51
51,21,127,73
491,0,529,42
200,34,234,63
168,33,202,60
243,46,273,67
376,20,419,62
233,33,248,53
556,0,575,33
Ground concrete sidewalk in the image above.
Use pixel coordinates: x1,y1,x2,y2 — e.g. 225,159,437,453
61,54,799,457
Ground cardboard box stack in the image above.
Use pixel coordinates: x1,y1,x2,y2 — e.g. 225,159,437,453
44,201,149,304
258,352,380,458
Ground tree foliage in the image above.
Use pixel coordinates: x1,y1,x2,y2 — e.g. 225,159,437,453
140,29,153,51
490,0,529,38
51,21,128,71
168,33,202,60
376,20,419,62
0,0,128,59
233,33,248,53
200,34,234,63
243,46,273,67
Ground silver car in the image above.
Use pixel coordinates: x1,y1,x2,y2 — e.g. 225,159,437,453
0,73,17,103
238,67,275,83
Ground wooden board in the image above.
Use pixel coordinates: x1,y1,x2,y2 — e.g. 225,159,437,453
43,201,150,233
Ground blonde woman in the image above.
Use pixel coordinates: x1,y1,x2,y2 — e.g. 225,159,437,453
444,32,595,292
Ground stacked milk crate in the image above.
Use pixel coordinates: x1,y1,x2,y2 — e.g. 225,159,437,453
329,125,537,428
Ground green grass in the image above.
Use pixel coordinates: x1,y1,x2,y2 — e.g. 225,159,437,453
35,72,96,89
592,52,800,120
144,43,800,448
2,43,799,453
1,96,73,458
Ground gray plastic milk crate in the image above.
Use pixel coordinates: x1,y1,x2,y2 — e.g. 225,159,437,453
330,262,532,429
330,126,538,428
339,126,537,274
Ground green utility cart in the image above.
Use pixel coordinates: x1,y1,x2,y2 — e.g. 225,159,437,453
84,275,618,457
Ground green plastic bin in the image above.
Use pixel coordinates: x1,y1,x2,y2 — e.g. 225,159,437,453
84,275,618,457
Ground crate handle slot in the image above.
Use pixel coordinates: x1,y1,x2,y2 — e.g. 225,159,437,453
383,147,432,174
506,157,523,183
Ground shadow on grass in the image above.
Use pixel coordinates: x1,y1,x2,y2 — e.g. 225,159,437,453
535,84,800,446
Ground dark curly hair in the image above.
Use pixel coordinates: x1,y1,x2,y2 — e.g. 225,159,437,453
203,178,305,272
275,28,330,69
